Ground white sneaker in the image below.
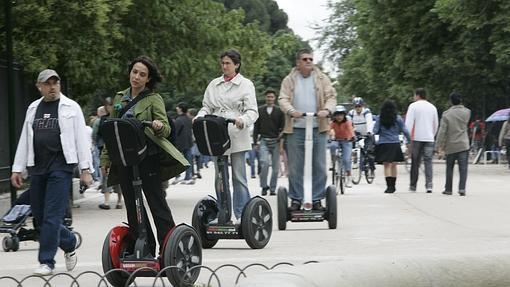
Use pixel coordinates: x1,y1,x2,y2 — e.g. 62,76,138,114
345,176,352,188
33,264,53,276
64,251,77,271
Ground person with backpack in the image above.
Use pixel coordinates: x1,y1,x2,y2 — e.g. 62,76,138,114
100,56,189,257
195,49,259,224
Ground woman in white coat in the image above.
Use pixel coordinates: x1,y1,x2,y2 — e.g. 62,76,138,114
196,49,259,223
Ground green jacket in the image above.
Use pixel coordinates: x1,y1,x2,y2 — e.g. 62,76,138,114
100,88,189,186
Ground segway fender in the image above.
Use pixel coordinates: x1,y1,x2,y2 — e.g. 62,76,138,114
108,225,130,268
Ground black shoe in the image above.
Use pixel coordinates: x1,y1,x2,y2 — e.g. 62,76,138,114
269,189,276,196
99,204,110,210
312,201,323,211
261,187,269,196
459,190,466,196
426,189,433,193
442,190,452,195
289,200,301,211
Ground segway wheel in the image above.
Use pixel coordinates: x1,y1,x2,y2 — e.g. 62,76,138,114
242,197,272,249
101,230,133,287
163,225,202,287
2,236,12,252
73,231,83,249
325,185,337,229
277,187,288,230
191,197,219,249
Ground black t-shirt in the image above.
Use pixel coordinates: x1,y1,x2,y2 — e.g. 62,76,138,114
28,99,75,175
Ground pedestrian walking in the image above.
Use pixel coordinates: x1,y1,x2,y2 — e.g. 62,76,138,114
374,100,411,193
253,89,285,196
196,49,259,224
279,48,336,211
100,56,189,257
174,102,195,185
435,92,471,196
498,112,510,169
405,88,438,193
11,69,93,275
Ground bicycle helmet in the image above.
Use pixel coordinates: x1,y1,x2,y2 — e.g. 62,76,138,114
352,97,364,106
333,105,347,115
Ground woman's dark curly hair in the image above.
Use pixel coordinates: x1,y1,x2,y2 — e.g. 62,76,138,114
128,56,163,90
379,99,398,129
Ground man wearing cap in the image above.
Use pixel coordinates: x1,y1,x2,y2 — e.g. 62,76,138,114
11,69,94,276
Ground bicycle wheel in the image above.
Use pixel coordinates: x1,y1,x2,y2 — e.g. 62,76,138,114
335,168,344,195
351,148,362,184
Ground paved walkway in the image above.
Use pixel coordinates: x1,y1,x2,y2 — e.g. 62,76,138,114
0,162,509,286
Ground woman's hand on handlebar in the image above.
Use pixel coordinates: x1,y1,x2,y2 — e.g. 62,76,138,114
151,119,164,131
235,117,244,129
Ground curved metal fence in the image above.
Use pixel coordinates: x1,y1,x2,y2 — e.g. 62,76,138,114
0,261,319,287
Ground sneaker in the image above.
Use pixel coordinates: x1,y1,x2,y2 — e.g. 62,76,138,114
261,187,269,196
345,176,352,188
171,178,182,185
115,204,123,209
409,186,416,192
269,189,276,196
442,190,452,195
289,200,301,211
459,190,466,196
64,251,77,271
251,175,256,179
33,264,53,276
99,204,110,210
426,189,433,193
180,179,195,185
312,201,323,211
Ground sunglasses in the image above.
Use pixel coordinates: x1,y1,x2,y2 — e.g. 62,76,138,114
301,57,313,62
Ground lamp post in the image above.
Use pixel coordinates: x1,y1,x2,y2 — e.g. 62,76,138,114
5,0,17,206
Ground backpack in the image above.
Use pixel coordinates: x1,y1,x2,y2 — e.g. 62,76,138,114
193,115,231,156
100,118,147,167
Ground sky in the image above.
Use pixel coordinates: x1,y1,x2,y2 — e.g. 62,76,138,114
275,0,333,71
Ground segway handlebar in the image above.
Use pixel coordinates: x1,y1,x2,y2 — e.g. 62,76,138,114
291,112,331,118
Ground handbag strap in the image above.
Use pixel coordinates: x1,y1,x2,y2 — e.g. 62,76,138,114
118,89,151,118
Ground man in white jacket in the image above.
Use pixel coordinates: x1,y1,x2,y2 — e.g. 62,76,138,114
10,69,93,276
405,88,438,193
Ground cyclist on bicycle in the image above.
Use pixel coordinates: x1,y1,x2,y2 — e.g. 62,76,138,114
348,97,376,173
329,105,355,187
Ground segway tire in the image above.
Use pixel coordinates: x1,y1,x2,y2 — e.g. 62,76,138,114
163,225,202,287
242,197,273,249
101,230,133,287
277,187,288,230
191,199,219,249
325,185,337,229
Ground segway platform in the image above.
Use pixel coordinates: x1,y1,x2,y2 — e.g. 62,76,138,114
206,224,243,239
290,210,326,222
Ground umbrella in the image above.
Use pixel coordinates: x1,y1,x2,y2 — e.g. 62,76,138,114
486,108,510,122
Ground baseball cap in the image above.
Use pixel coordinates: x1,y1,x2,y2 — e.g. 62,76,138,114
37,69,60,83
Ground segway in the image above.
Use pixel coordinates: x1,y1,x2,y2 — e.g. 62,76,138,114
100,118,202,287
277,113,337,230
191,115,272,249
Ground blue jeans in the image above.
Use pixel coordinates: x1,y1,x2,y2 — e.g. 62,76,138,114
259,138,280,191
247,148,259,177
286,128,327,202
214,151,251,219
30,171,76,268
410,141,435,189
183,148,193,180
331,140,352,172
445,150,468,192
92,146,101,181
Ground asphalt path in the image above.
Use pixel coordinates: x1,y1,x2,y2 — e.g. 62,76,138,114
0,161,509,286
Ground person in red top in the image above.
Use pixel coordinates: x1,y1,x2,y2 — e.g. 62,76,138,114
469,116,486,151
329,105,355,187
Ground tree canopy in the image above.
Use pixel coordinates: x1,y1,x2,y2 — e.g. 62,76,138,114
318,0,510,117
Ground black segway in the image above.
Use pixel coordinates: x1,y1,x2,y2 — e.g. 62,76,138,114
100,118,202,287
277,113,337,230
191,115,272,249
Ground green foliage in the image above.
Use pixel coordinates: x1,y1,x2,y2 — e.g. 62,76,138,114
319,0,510,116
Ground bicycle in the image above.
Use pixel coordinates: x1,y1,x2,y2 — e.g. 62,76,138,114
351,135,375,185
330,140,347,195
